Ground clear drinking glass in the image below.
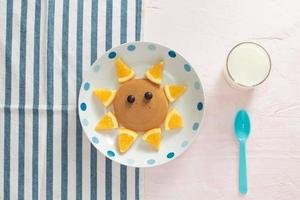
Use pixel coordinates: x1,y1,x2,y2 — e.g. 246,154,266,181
224,42,271,89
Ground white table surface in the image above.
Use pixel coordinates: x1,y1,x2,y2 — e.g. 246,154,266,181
143,1,300,199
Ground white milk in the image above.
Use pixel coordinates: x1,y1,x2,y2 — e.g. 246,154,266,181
225,42,271,88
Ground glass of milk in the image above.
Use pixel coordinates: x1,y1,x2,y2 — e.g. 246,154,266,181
224,42,271,89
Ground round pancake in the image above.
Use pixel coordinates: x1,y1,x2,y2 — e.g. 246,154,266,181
113,79,168,132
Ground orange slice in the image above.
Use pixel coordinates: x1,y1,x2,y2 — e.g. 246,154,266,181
164,109,183,130
115,57,135,83
118,128,138,153
142,128,161,150
164,85,187,102
95,112,118,131
145,61,164,85
93,89,116,107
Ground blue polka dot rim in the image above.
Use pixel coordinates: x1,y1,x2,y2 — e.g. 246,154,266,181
147,44,156,50
194,81,201,90
181,141,188,148
107,150,115,157
167,152,175,159
127,159,135,164
127,44,136,51
193,122,199,131
197,102,203,111
93,64,100,72
147,159,155,165
83,82,90,91
168,50,176,58
80,103,87,111
184,64,191,72
108,51,117,59
92,136,99,144
82,118,89,127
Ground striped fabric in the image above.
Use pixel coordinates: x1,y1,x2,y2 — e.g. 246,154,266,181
0,0,143,199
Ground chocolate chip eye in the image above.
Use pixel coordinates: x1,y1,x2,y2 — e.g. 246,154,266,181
144,92,153,100
127,95,135,104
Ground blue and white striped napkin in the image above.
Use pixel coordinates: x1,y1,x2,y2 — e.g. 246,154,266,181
0,0,143,199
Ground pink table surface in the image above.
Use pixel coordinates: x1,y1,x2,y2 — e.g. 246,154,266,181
142,0,300,199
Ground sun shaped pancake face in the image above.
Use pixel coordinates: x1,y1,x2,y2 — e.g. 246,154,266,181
113,79,168,132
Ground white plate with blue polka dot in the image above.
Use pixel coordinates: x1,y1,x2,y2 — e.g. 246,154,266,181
78,42,205,168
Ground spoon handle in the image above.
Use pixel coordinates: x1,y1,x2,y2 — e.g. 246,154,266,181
239,141,247,194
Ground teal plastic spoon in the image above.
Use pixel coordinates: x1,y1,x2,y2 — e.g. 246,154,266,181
234,109,251,195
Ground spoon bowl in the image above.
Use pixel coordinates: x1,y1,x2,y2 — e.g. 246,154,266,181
234,109,251,141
